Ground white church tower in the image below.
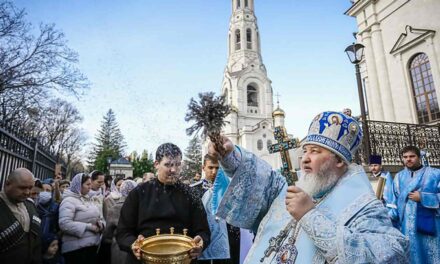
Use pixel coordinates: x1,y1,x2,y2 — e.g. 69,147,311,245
222,0,280,168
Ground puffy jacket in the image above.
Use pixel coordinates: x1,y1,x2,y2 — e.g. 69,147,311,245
58,190,104,253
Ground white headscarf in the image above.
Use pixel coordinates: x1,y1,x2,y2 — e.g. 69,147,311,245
64,173,91,203
109,178,123,199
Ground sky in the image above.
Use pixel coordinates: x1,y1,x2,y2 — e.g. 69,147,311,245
14,0,359,158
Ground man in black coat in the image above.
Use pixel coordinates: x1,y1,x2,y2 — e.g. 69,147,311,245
117,143,210,264
0,168,42,264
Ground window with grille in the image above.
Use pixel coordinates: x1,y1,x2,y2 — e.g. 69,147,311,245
409,53,439,123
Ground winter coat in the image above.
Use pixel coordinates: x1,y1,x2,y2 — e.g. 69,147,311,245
103,196,127,264
58,190,104,253
37,199,60,237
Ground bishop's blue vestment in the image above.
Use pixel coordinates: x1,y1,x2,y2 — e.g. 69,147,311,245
388,166,440,264
216,146,408,264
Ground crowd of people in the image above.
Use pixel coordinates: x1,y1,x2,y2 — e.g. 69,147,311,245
0,110,439,264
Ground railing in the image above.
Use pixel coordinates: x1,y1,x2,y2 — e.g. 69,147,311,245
357,120,440,166
0,121,64,190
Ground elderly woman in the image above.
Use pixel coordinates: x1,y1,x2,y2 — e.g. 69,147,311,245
58,173,105,264
103,180,137,264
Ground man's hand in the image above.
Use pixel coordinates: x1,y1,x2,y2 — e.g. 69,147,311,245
131,234,145,260
208,135,234,158
408,191,421,202
189,235,204,259
285,186,315,221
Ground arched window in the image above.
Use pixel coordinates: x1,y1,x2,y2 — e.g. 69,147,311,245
246,29,252,49
267,140,272,148
245,0,249,8
235,29,241,51
257,139,263,151
409,53,440,123
247,85,258,107
237,0,240,9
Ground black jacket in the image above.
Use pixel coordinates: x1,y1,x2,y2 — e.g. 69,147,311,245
116,179,210,264
0,198,42,264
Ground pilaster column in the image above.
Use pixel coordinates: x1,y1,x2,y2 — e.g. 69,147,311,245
370,23,396,121
361,30,384,120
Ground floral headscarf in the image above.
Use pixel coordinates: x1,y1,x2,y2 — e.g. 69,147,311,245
120,180,137,197
69,173,88,195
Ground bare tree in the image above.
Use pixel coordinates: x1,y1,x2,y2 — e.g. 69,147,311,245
0,1,89,124
60,128,87,179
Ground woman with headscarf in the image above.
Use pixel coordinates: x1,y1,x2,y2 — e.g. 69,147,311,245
100,176,124,264
58,173,105,264
103,176,124,221
103,180,137,264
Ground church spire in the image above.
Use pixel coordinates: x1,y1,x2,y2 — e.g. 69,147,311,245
221,0,277,168
227,0,263,72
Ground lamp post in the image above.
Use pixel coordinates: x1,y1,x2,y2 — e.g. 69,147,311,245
107,157,112,175
345,43,371,161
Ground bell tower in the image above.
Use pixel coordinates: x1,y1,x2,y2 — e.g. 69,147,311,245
222,0,277,167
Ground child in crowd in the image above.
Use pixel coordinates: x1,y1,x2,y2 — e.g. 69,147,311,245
42,233,64,264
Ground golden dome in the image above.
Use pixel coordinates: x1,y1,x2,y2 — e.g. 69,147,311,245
272,107,285,117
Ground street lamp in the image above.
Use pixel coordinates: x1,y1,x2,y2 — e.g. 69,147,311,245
345,43,371,161
107,157,112,175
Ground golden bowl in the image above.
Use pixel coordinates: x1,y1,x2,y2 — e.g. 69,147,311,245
138,229,195,264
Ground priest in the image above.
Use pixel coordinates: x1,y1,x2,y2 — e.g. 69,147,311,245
209,111,408,263
388,146,440,264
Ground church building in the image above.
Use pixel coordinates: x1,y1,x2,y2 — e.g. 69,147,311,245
346,0,440,124
221,0,286,168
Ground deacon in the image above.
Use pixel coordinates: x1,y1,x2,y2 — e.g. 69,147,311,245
192,154,241,264
368,155,394,208
116,143,210,264
388,146,440,263
0,168,42,264
209,111,408,263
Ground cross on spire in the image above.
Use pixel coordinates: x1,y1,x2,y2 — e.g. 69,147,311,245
275,93,281,107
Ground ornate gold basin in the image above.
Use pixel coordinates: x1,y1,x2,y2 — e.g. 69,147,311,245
138,228,195,264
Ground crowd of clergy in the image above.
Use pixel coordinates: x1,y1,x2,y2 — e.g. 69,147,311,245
0,110,439,264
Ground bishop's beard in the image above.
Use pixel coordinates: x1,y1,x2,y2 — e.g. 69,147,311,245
297,157,342,198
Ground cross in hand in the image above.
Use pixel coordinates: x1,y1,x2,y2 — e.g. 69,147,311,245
268,126,298,186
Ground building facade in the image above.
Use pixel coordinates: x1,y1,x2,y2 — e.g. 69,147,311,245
346,0,440,124
221,0,282,168
109,157,133,179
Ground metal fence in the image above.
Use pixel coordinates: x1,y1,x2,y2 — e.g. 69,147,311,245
357,120,440,166
0,122,63,190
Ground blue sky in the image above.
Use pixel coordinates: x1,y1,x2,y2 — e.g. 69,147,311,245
14,0,359,157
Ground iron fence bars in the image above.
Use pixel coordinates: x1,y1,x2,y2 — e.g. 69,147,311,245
358,120,440,166
0,123,59,190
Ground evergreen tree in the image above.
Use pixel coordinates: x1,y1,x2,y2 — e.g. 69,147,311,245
88,109,126,172
131,150,155,177
181,136,202,180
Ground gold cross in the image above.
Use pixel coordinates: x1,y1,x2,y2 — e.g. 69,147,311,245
268,126,298,186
